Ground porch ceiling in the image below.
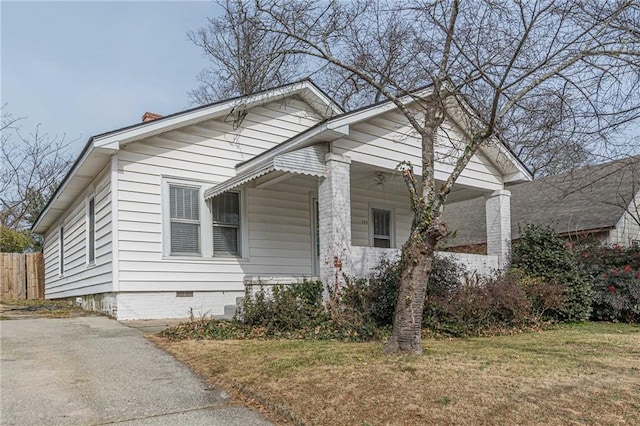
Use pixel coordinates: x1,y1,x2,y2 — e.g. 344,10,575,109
350,161,488,204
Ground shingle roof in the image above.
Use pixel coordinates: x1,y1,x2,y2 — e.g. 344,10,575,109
443,156,640,246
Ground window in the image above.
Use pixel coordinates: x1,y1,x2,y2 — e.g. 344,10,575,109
372,208,392,248
87,197,96,264
59,226,65,276
169,185,201,255
212,192,241,256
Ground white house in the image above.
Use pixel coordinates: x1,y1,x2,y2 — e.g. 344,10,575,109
32,80,531,320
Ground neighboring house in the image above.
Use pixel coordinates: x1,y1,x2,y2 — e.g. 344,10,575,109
443,156,640,251
32,80,531,320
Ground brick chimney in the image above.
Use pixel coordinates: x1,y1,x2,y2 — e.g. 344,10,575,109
141,112,162,122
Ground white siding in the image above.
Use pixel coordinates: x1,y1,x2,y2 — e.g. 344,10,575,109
607,191,640,246
350,179,413,248
44,165,113,298
333,111,503,191
116,98,322,296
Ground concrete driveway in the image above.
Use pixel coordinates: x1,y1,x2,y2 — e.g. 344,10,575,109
0,316,271,425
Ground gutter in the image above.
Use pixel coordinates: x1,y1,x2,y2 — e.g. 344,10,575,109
31,137,95,233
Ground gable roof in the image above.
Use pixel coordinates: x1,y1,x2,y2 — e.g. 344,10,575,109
443,156,640,246
31,80,343,234
235,87,532,182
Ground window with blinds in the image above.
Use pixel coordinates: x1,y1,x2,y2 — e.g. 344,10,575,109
169,185,201,255
88,197,95,263
372,208,391,248
212,192,240,256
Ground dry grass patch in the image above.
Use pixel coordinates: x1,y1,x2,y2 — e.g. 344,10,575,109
0,299,97,319
152,322,640,425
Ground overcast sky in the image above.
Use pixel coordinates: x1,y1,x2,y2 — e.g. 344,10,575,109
2,1,220,155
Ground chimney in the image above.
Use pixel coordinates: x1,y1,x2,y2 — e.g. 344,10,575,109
142,112,162,122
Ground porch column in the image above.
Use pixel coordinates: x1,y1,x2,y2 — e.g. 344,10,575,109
318,153,352,293
486,189,511,269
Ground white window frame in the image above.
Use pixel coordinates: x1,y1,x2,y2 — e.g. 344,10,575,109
211,190,243,257
58,225,65,277
162,177,248,260
86,194,96,265
166,182,202,256
368,204,395,249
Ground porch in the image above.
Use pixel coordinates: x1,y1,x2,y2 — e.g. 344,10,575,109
203,145,512,289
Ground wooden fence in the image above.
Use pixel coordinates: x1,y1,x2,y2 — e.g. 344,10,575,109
0,253,45,300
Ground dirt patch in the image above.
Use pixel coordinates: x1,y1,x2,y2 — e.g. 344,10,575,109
152,322,640,425
0,300,100,319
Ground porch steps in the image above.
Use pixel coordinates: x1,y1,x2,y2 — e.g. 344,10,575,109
219,297,244,321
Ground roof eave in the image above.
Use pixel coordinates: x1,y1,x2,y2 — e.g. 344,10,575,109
93,80,341,149
31,141,118,234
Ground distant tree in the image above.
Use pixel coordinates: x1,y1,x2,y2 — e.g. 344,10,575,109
0,227,33,253
0,106,73,251
238,0,640,353
188,0,305,103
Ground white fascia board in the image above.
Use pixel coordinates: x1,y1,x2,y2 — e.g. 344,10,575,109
32,142,119,234
93,103,243,148
328,89,433,129
93,81,337,149
301,84,344,116
503,170,530,184
236,91,433,175
495,142,532,182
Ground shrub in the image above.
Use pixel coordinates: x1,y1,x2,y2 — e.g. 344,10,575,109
368,255,465,326
509,269,566,321
0,227,34,253
241,280,325,332
422,274,535,336
238,280,381,341
512,225,593,322
578,244,640,323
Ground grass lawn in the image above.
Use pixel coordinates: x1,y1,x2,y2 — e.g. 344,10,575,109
152,322,640,425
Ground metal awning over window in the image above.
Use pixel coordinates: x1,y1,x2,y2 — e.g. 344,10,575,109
204,144,328,200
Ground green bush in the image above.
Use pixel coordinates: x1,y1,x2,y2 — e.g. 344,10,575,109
238,280,381,341
578,244,640,323
512,225,593,322
368,255,465,326
0,227,34,253
241,280,325,332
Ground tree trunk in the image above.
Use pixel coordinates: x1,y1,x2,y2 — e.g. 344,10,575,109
384,228,439,354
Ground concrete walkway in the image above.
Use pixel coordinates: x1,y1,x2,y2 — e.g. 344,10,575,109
0,317,271,425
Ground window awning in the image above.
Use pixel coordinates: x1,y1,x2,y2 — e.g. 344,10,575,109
204,144,328,199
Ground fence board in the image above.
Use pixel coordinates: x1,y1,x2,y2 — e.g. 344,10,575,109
0,253,44,301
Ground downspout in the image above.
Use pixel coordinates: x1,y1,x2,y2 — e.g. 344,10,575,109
110,154,119,292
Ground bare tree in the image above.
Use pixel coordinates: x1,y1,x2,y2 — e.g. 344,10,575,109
243,0,640,353
188,0,306,103
1,107,74,241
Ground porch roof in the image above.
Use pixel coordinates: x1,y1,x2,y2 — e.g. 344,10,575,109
204,144,328,199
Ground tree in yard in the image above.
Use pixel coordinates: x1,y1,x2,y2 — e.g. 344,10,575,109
188,0,307,104
1,107,73,251
241,0,640,353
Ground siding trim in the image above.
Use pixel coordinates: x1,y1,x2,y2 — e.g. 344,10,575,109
85,194,96,266
111,154,120,292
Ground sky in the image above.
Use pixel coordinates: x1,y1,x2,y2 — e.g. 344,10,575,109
2,1,220,155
